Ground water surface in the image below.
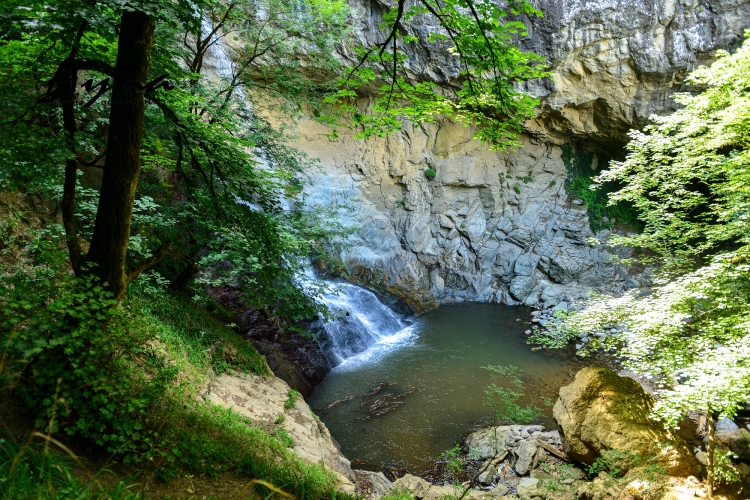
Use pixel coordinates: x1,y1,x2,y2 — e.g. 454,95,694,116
308,303,588,474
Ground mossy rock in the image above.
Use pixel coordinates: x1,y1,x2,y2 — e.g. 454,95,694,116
553,367,698,476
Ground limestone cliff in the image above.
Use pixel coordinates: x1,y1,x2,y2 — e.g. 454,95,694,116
293,0,750,310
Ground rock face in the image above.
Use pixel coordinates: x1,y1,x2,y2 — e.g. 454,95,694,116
207,372,355,491
552,367,698,476
292,0,750,309
297,120,631,311
207,285,329,396
345,0,750,144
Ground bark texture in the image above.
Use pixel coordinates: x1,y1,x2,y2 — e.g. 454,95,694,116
86,10,155,299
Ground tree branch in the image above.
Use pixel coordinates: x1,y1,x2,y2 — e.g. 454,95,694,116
75,59,116,76
60,20,89,275
126,241,197,286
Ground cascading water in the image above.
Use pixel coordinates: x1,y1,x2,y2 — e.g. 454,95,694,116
202,19,415,368
313,283,415,368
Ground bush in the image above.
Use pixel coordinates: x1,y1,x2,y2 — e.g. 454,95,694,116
424,168,436,179
482,365,544,424
560,142,641,232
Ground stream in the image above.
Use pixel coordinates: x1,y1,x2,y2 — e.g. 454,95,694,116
308,288,588,474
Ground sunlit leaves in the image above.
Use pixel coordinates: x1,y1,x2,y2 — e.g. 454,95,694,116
324,0,548,151
554,33,750,429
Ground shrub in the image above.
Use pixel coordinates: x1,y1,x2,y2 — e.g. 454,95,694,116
482,365,544,424
424,168,436,179
285,389,302,409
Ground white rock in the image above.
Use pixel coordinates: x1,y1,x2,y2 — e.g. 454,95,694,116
517,477,539,496
716,417,739,431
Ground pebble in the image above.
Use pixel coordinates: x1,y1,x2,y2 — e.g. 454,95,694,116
524,330,532,335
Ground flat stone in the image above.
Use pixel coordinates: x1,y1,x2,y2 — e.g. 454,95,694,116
490,484,509,497
517,477,539,496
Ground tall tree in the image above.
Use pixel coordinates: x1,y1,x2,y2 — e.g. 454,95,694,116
85,9,155,299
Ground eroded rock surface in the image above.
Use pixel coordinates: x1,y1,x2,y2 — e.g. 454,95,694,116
552,367,699,476
345,0,750,144
292,0,750,310
297,120,630,311
207,372,355,491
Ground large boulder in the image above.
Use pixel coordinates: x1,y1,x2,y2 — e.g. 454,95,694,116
553,367,698,476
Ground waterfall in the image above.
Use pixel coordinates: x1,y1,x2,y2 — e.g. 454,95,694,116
313,283,415,368
202,19,415,368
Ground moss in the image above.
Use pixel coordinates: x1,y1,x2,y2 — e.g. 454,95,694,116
560,143,642,233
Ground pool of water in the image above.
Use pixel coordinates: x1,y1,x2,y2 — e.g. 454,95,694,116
307,303,589,474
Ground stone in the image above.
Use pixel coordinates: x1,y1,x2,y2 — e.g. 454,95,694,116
516,477,539,496
524,330,532,335
514,439,538,476
715,417,739,431
478,466,496,485
354,471,392,499
625,278,639,289
490,484,508,497
552,367,699,476
208,372,355,491
466,426,513,459
695,451,708,466
715,429,750,461
386,474,431,499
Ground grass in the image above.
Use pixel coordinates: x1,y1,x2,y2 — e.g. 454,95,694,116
284,389,302,410
128,277,268,379
0,431,142,499
0,191,358,499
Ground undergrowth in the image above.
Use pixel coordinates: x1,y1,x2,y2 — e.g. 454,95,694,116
560,143,642,233
0,192,343,499
0,430,141,499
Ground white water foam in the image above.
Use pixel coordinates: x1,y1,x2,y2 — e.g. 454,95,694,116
312,281,417,369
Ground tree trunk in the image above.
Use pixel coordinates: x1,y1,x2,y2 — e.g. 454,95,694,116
707,411,715,498
86,10,155,300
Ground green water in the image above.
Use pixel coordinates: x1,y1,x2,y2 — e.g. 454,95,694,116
307,303,588,474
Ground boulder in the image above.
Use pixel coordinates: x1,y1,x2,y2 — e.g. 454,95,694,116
715,429,750,461
354,471,392,499
466,426,513,459
490,484,508,497
386,474,432,499
514,439,538,476
715,417,739,431
386,475,491,500
477,466,496,485
552,367,698,476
